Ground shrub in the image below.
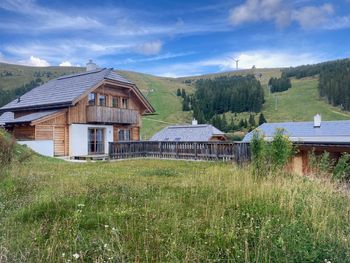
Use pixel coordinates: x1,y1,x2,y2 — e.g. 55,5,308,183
270,128,294,170
319,151,334,176
0,129,33,178
251,128,294,176
0,129,16,176
333,153,350,182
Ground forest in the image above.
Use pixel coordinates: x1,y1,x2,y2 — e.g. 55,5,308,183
282,59,350,110
191,75,264,123
268,76,291,93
0,78,44,107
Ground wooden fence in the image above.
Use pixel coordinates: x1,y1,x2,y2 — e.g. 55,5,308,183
109,141,251,163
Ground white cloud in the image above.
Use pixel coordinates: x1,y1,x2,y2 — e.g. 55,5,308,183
19,56,50,67
150,49,326,77
292,4,334,29
0,0,103,31
229,0,291,28
59,61,72,67
229,1,335,30
134,40,163,55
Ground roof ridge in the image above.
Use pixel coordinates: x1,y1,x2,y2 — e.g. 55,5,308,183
57,68,107,80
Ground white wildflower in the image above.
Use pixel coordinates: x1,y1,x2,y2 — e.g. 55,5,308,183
62,253,65,257
104,225,109,228
73,253,80,259
77,204,85,207
104,243,108,248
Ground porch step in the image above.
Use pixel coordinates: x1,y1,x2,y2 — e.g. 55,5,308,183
72,154,109,161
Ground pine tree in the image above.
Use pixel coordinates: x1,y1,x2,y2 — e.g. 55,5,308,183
248,114,256,127
258,113,267,125
181,88,186,98
176,88,181,96
239,119,245,129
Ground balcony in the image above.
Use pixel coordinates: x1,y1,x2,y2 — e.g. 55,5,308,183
86,106,139,124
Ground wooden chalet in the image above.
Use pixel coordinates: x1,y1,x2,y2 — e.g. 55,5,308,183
0,61,155,157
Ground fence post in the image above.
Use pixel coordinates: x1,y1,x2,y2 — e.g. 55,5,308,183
159,141,162,158
176,142,179,159
194,142,198,160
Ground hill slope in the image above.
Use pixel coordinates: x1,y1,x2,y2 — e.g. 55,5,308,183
1,63,350,139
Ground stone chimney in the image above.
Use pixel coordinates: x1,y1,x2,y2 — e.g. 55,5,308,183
86,59,98,71
314,114,321,128
192,118,198,125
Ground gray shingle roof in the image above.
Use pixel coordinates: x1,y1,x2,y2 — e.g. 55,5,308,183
243,120,350,143
0,68,134,112
0,112,14,126
149,124,225,141
0,110,60,125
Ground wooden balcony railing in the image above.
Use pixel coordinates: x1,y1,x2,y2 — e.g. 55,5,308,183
109,141,251,163
86,106,139,124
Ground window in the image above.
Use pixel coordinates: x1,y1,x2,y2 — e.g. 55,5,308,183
118,129,131,141
121,98,128,109
88,128,105,154
99,95,107,106
88,93,96,106
112,97,119,108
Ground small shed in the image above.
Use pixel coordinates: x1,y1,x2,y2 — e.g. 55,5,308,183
150,120,227,142
243,114,350,175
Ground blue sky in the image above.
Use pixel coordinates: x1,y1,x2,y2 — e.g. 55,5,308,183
0,0,350,77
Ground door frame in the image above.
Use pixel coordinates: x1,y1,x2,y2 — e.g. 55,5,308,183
88,127,105,155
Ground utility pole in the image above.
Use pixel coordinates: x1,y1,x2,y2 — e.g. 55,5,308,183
275,94,278,111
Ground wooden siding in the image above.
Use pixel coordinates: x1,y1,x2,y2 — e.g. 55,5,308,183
53,127,65,156
35,125,53,140
131,127,140,141
68,97,88,124
13,126,35,140
86,106,139,124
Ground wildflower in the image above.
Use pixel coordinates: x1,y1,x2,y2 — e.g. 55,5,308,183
104,225,109,228
112,227,116,231
104,243,108,248
73,253,80,259
62,253,65,257
77,204,85,207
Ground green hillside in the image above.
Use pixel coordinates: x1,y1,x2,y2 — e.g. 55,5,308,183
0,63,83,91
1,63,350,139
182,68,350,123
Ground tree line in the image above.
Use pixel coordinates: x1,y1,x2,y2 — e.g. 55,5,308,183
189,75,264,123
281,58,350,110
0,78,44,107
268,77,291,93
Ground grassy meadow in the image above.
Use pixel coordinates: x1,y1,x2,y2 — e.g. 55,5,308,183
263,77,350,122
1,157,350,262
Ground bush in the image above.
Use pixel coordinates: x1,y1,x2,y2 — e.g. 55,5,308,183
333,153,350,182
0,129,33,177
251,128,294,176
0,129,16,175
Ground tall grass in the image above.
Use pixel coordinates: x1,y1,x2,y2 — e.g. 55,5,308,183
0,158,350,262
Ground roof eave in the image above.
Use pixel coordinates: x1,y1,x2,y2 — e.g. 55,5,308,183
0,102,72,114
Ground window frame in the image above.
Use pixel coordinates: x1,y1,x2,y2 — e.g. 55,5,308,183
88,93,96,106
99,94,107,107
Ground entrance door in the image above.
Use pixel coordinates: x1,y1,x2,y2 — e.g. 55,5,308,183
54,127,65,156
88,128,105,155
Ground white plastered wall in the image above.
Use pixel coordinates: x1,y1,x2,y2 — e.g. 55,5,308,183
69,124,113,156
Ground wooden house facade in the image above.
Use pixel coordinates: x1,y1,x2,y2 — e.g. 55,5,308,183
0,64,155,157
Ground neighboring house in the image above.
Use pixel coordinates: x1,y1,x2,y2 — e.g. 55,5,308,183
150,119,227,141
243,114,350,175
0,61,155,157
